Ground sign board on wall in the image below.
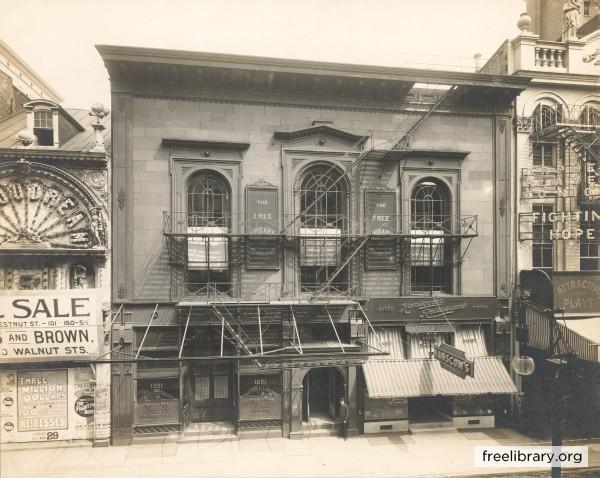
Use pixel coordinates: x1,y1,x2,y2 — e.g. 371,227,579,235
553,271,600,316
0,289,102,362
364,190,396,235
368,297,497,322
245,186,278,234
245,185,280,269
0,368,95,443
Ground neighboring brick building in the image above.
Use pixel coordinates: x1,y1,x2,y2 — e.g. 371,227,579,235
98,45,527,443
0,41,112,446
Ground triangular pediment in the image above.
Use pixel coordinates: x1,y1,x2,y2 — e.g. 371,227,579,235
273,125,368,150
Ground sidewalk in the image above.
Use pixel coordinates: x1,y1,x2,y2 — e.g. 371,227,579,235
1,428,599,478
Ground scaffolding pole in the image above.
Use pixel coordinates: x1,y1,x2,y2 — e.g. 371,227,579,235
325,305,345,353
135,304,159,359
179,306,192,359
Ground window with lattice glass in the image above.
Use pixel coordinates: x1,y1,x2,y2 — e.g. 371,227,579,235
33,110,54,146
213,375,229,399
410,179,452,293
580,204,600,271
532,204,554,270
194,376,210,401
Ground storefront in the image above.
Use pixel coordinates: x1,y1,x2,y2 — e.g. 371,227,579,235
361,296,516,433
117,300,366,440
0,289,110,444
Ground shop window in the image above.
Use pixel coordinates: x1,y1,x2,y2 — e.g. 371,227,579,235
297,165,348,292
410,179,452,294
33,109,54,146
193,365,231,401
532,204,554,270
186,171,231,294
137,378,179,402
580,204,600,270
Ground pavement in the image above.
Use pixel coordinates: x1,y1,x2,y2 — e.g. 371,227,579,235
1,428,600,478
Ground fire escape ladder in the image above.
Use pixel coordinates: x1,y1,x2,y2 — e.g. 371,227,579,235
312,235,370,299
210,304,261,367
557,126,600,164
392,85,458,151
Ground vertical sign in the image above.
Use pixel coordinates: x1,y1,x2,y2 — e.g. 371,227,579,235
364,190,397,269
365,190,396,235
245,185,279,269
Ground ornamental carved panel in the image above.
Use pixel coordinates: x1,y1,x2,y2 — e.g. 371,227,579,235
0,160,106,249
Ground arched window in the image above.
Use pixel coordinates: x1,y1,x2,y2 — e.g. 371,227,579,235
186,171,231,294
532,103,562,133
299,166,345,230
187,171,230,227
410,179,452,294
297,164,348,293
579,104,600,127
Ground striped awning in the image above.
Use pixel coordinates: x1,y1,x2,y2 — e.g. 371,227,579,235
362,356,517,398
525,304,599,363
368,328,405,359
455,326,488,357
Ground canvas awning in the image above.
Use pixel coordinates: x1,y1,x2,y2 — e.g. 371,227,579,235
368,328,405,359
525,305,599,363
362,356,516,398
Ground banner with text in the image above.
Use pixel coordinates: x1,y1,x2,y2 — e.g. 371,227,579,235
0,289,102,363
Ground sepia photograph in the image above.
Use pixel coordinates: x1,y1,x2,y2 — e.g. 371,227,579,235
0,1,599,477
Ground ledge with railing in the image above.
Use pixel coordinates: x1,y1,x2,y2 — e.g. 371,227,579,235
531,104,600,135
179,282,359,302
163,212,479,238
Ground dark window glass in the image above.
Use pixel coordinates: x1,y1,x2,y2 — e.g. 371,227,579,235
580,204,600,271
186,171,231,294
410,179,452,293
33,110,54,146
532,204,553,270
298,165,348,293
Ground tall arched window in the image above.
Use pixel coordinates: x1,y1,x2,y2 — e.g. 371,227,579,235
186,171,231,293
410,179,452,294
298,165,348,292
532,103,562,133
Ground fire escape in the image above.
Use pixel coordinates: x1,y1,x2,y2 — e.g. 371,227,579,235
161,82,482,367
519,104,600,242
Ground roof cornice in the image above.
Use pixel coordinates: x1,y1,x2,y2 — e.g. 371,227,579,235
0,148,107,164
96,44,531,90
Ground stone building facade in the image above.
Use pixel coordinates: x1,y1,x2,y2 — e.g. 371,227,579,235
98,45,527,443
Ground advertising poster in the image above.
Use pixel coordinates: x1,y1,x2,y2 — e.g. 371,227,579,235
0,289,103,363
0,368,95,443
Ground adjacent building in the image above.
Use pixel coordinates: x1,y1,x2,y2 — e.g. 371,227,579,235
482,4,600,437
0,40,111,445
98,45,528,443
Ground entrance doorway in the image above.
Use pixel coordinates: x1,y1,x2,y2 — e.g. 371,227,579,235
409,396,452,423
302,367,345,423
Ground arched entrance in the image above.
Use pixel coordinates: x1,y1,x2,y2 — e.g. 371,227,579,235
301,367,345,423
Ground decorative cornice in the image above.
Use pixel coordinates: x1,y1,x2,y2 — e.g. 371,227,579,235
0,148,107,164
384,149,470,160
248,178,277,189
273,125,368,145
161,138,250,151
514,116,533,133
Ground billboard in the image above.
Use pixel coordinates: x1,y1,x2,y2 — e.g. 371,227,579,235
0,289,103,363
0,368,95,443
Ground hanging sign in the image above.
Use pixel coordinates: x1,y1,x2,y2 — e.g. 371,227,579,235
533,208,600,240
433,343,474,379
0,289,103,363
553,271,600,315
